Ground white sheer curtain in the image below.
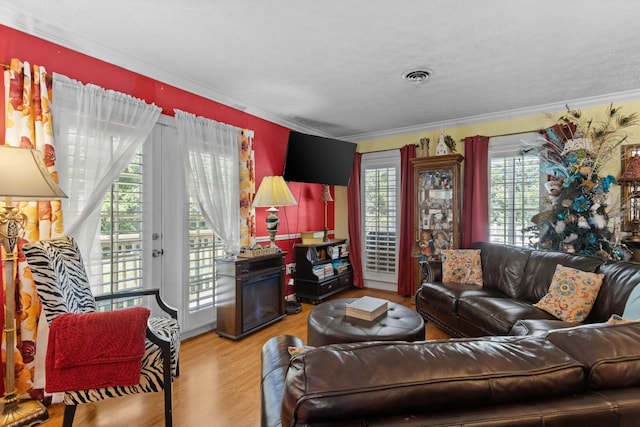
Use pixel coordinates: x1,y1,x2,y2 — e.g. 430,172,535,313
52,73,161,283
174,110,241,256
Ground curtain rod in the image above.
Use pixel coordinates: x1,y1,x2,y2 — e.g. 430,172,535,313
359,129,544,154
458,129,541,142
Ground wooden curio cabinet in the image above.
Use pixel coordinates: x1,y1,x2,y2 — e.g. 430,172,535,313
411,153,464,290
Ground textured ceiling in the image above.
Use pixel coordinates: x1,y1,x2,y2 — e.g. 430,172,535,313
1,0,640,140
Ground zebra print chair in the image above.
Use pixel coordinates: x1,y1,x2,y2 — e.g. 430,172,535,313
23,236,180,427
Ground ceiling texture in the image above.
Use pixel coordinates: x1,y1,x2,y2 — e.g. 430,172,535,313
2,0,640,141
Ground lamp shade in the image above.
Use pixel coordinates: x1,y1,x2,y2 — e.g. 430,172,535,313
0,145,67,200
620,155,640,182
253,176,297,207
319,184,333,202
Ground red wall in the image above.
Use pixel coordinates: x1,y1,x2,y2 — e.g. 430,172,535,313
0,25,333,277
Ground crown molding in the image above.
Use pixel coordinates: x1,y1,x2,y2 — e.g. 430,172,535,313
2,7,639,143
342,89,640,143
0,9,329,138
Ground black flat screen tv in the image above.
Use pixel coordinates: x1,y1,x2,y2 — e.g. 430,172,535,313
282,131,357,186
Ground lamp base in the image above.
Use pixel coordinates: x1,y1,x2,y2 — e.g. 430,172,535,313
265,207,280,248
0,395,49,427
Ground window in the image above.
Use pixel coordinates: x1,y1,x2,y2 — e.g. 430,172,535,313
100,148,144,294
183,141,230,314
488,133,544,247
99,147,144,310
361,151,400,285
187,199,222,312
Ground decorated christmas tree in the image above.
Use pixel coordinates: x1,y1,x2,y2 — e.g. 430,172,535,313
526,104,638,259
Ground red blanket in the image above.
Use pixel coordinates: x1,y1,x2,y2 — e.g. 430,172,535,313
46,307,150,392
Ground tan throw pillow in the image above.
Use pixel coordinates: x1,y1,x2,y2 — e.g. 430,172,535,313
287,345,314,357
441,249,483,286
606,314,640,324
534,264,604,323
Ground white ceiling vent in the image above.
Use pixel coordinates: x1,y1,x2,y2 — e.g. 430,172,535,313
402,68,433,84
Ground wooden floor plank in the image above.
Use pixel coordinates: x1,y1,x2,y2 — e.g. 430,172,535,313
41,287,446,426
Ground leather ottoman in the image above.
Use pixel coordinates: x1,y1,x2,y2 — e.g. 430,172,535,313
307,298,425,346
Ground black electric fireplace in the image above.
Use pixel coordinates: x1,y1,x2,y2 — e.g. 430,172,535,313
242,270,281,332
215,253,286,340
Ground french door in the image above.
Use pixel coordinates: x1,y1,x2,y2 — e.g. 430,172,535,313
103,118,217,337
155,120,219,337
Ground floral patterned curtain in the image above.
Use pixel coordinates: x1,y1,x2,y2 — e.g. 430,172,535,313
240,129,255,247
2,58,64,400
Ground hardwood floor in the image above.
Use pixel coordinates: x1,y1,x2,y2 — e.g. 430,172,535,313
41,288,447,426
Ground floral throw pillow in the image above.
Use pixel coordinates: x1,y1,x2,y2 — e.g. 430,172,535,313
441,249,483,286
534,264,604,323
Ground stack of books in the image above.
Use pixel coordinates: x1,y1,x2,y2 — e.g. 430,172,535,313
312,265,326,279
323,263,334,278
311,263,335,280
332,259,351,274
345,296,388,321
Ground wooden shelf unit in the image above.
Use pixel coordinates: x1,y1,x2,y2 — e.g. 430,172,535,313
294,239,353,304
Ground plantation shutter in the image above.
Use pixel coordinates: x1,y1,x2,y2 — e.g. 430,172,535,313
488,132,543,246
361,151,400,285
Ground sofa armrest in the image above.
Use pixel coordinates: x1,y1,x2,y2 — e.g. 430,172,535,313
509,318,576,336
261,335,305,427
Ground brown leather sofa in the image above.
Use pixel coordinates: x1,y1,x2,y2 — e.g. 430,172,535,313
262,243,640,426
416,241,640,337
261,321,640,426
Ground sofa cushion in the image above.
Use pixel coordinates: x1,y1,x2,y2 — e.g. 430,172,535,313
533,265,604,323
458,297,557,335
471,241,530,298
261,335,306,427
281,337,586,426
546,321,640,390
517,250,603,302
441,249,483,285
419,282,503,314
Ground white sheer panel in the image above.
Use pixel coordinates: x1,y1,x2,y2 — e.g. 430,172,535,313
52,73,161,284
174,110,241,257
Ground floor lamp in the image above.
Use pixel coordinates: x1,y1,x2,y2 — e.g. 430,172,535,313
319,185,333,242
253,176,297,248
0,146,67,427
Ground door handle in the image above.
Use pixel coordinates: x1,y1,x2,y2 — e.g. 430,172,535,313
152,249,164,257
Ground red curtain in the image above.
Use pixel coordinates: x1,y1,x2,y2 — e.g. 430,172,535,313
347,152,364,288
462,136,490,248
397,144,416,296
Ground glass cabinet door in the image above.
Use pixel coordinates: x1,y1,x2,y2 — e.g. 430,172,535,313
417,168,455,256
412,154,463,289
